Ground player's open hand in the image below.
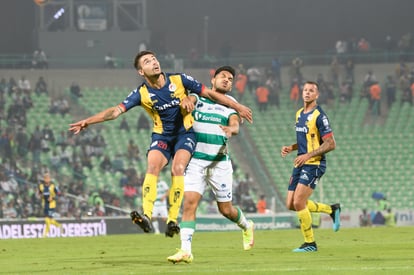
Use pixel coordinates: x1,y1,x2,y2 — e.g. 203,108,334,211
281,146,292,158
219,125,233,138
236,104,253,123
69,120,88,135
181,96,195,113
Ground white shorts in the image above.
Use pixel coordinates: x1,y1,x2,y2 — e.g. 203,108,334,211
184,158,233,202
152,202,168,218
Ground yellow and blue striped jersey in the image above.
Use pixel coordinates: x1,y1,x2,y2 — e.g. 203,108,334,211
39,183,60,209
295,105,333,166
120,73,204,135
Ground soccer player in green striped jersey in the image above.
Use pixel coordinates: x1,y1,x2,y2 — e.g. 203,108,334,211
167,66,254,264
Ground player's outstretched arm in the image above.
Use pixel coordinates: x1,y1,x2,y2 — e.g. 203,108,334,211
69,105,124,134
201,88,253,123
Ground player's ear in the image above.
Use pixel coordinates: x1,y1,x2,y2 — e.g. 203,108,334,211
137,69,144,77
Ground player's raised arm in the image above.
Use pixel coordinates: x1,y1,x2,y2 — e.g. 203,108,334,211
69,105,124,134
201,87,253,123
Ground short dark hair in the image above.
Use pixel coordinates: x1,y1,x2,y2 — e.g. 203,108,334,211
133,50,155,70
305,80,319,91
214,66,236,78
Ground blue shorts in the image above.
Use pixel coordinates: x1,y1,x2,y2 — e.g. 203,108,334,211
288,165,326,191
44,207,56,218
149,129,197,162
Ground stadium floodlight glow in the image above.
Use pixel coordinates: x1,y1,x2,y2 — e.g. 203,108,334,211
53,8,65,20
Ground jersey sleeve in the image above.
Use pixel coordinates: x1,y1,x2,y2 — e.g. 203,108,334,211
180,73,203,95
119,87,142,112
317,113,333,138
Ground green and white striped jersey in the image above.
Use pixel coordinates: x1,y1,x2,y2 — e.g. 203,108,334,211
191,94,238,162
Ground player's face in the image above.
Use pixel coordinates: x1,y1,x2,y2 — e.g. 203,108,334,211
137,54,162,77
302,83,319,103
211,70,233,94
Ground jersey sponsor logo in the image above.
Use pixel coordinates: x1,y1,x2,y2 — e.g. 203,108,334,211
182,73,195,81
154,99,180,111
296,126,308,133
194,111,222,123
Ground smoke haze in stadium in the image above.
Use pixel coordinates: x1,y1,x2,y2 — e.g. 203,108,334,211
1,0,413,55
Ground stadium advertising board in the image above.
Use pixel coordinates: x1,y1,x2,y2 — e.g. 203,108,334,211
0,214,294,239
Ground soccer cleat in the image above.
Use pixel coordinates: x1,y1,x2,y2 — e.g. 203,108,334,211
130,211,153,233
167,248,194,264
165,221,180,238
292,242,318,252
243,220,255,251
330,203,341,232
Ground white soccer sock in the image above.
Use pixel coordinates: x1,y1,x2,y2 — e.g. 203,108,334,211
236,208,250,231
181,227,195,254
152,220,160,234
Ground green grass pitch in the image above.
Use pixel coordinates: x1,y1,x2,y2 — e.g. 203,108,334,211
1,226,413,274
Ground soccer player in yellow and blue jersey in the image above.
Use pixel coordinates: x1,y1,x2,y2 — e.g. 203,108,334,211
38,173,62,237
69,50,252,238
281,81,340,252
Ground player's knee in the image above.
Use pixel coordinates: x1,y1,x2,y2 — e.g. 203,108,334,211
171,163,186,176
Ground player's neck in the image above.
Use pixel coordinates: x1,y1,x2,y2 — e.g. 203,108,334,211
303,101,317,113
147,73,165,89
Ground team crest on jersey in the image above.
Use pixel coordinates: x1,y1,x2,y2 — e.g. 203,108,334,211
169,83,177,92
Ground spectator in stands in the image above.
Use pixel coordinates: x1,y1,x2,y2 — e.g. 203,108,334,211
397,33,412,62
126,139,140,162
137,113,150,132
112,153,125,173
359,209,372,227
34,76,48,96
329,56,340,88
91,129,106,157
280,81,340,252
339,80,352,104
265,74,280,108
384,208,396,227
344,58,355,85
15,127,29,159
0,131,12,162
385,75,397,108
42,124,55,146
369,81,381,116
49,149,61,173
32,49,48,69
246,65,261,93
55,130,68,148
290,79,300,108
70,82,82,98
358,38,370,52
0,78,7,95
290,57,304,84
79,145,93,171
100,155,113,173
335,40,347,63
234,65,248,102
119,117,130,132
256,194,267,214
18,76,31,96
7,77,18,96
271,57,282,88
255,83,270,112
